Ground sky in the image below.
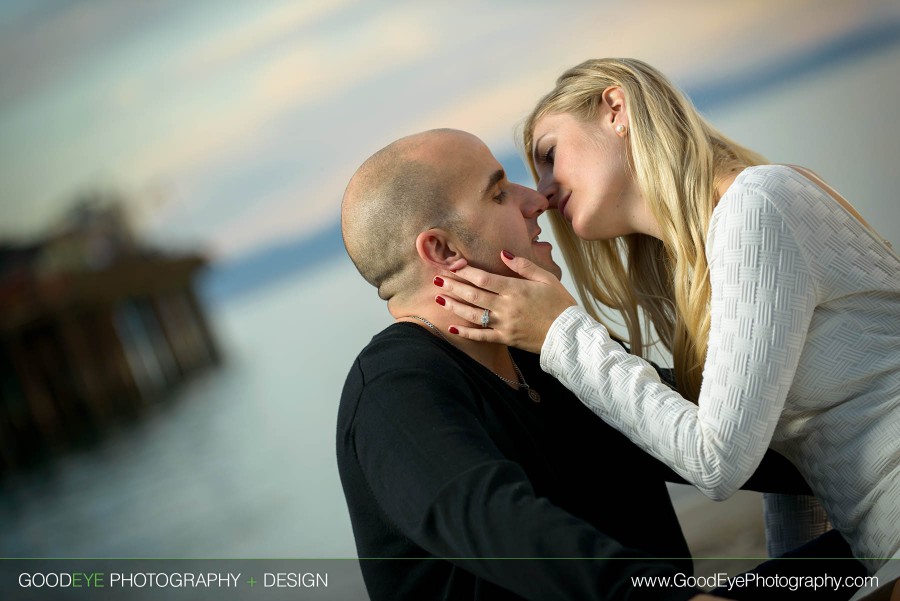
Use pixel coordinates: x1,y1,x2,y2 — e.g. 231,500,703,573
1,0,898,263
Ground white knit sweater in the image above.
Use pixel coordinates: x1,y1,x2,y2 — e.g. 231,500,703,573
541,165,900,574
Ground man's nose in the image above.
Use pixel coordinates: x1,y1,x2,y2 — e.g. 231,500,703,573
518,184,548,218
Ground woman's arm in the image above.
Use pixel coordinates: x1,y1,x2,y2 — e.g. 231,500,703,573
538,186,818,499
438,182,819,500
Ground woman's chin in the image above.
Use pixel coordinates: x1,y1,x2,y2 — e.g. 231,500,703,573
571,221,596,242
572,220,627,242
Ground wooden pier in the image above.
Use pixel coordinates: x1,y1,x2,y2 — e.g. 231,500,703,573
0,253,220,472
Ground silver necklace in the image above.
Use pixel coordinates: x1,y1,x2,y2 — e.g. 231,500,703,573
405,315,541,403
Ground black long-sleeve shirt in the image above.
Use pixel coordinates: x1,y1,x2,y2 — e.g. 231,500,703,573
336,323,809,601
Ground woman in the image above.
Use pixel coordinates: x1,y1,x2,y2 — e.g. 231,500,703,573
433,58,899,592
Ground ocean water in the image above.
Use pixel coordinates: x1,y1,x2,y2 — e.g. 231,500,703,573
0,249,768,594
0,257,387,595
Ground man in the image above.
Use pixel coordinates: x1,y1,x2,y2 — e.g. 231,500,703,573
337,129,860,601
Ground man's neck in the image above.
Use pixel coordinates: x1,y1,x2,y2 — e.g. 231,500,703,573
389,296,517,382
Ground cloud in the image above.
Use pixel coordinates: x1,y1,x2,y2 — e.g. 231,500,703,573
119,10,435,203
176,0,358,77
3,0,894,250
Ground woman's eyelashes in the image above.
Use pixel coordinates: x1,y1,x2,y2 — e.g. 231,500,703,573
539,145,555,165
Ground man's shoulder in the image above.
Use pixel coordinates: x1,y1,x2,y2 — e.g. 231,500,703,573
352,322,450,374
339,323,470,421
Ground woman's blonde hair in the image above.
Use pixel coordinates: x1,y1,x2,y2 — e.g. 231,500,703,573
523,58,766,401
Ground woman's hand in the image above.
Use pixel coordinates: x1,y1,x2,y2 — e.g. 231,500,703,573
434,250,577,353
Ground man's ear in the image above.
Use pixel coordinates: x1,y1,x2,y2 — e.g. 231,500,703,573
415,228,465,270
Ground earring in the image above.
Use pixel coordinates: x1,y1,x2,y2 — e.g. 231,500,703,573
615,124,626,134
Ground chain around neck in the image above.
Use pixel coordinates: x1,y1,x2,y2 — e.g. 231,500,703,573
403,315,540,403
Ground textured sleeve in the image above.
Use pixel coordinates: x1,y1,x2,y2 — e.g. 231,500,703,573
540,184,818,500
352,361,697,601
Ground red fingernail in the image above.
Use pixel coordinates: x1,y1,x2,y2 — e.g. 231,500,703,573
502,250,515,260
433,276,444,287
435,295,446,306
449,326,459,335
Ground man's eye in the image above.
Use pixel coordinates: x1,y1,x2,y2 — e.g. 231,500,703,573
493,189,508,204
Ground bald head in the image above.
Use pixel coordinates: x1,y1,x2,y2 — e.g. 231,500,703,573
342,129,475,301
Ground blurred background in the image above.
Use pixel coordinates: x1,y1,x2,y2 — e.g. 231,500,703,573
1,0,899,596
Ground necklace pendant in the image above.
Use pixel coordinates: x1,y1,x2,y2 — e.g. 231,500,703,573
527,389,541,403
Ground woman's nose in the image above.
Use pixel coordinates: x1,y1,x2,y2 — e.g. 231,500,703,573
537,178,558,208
